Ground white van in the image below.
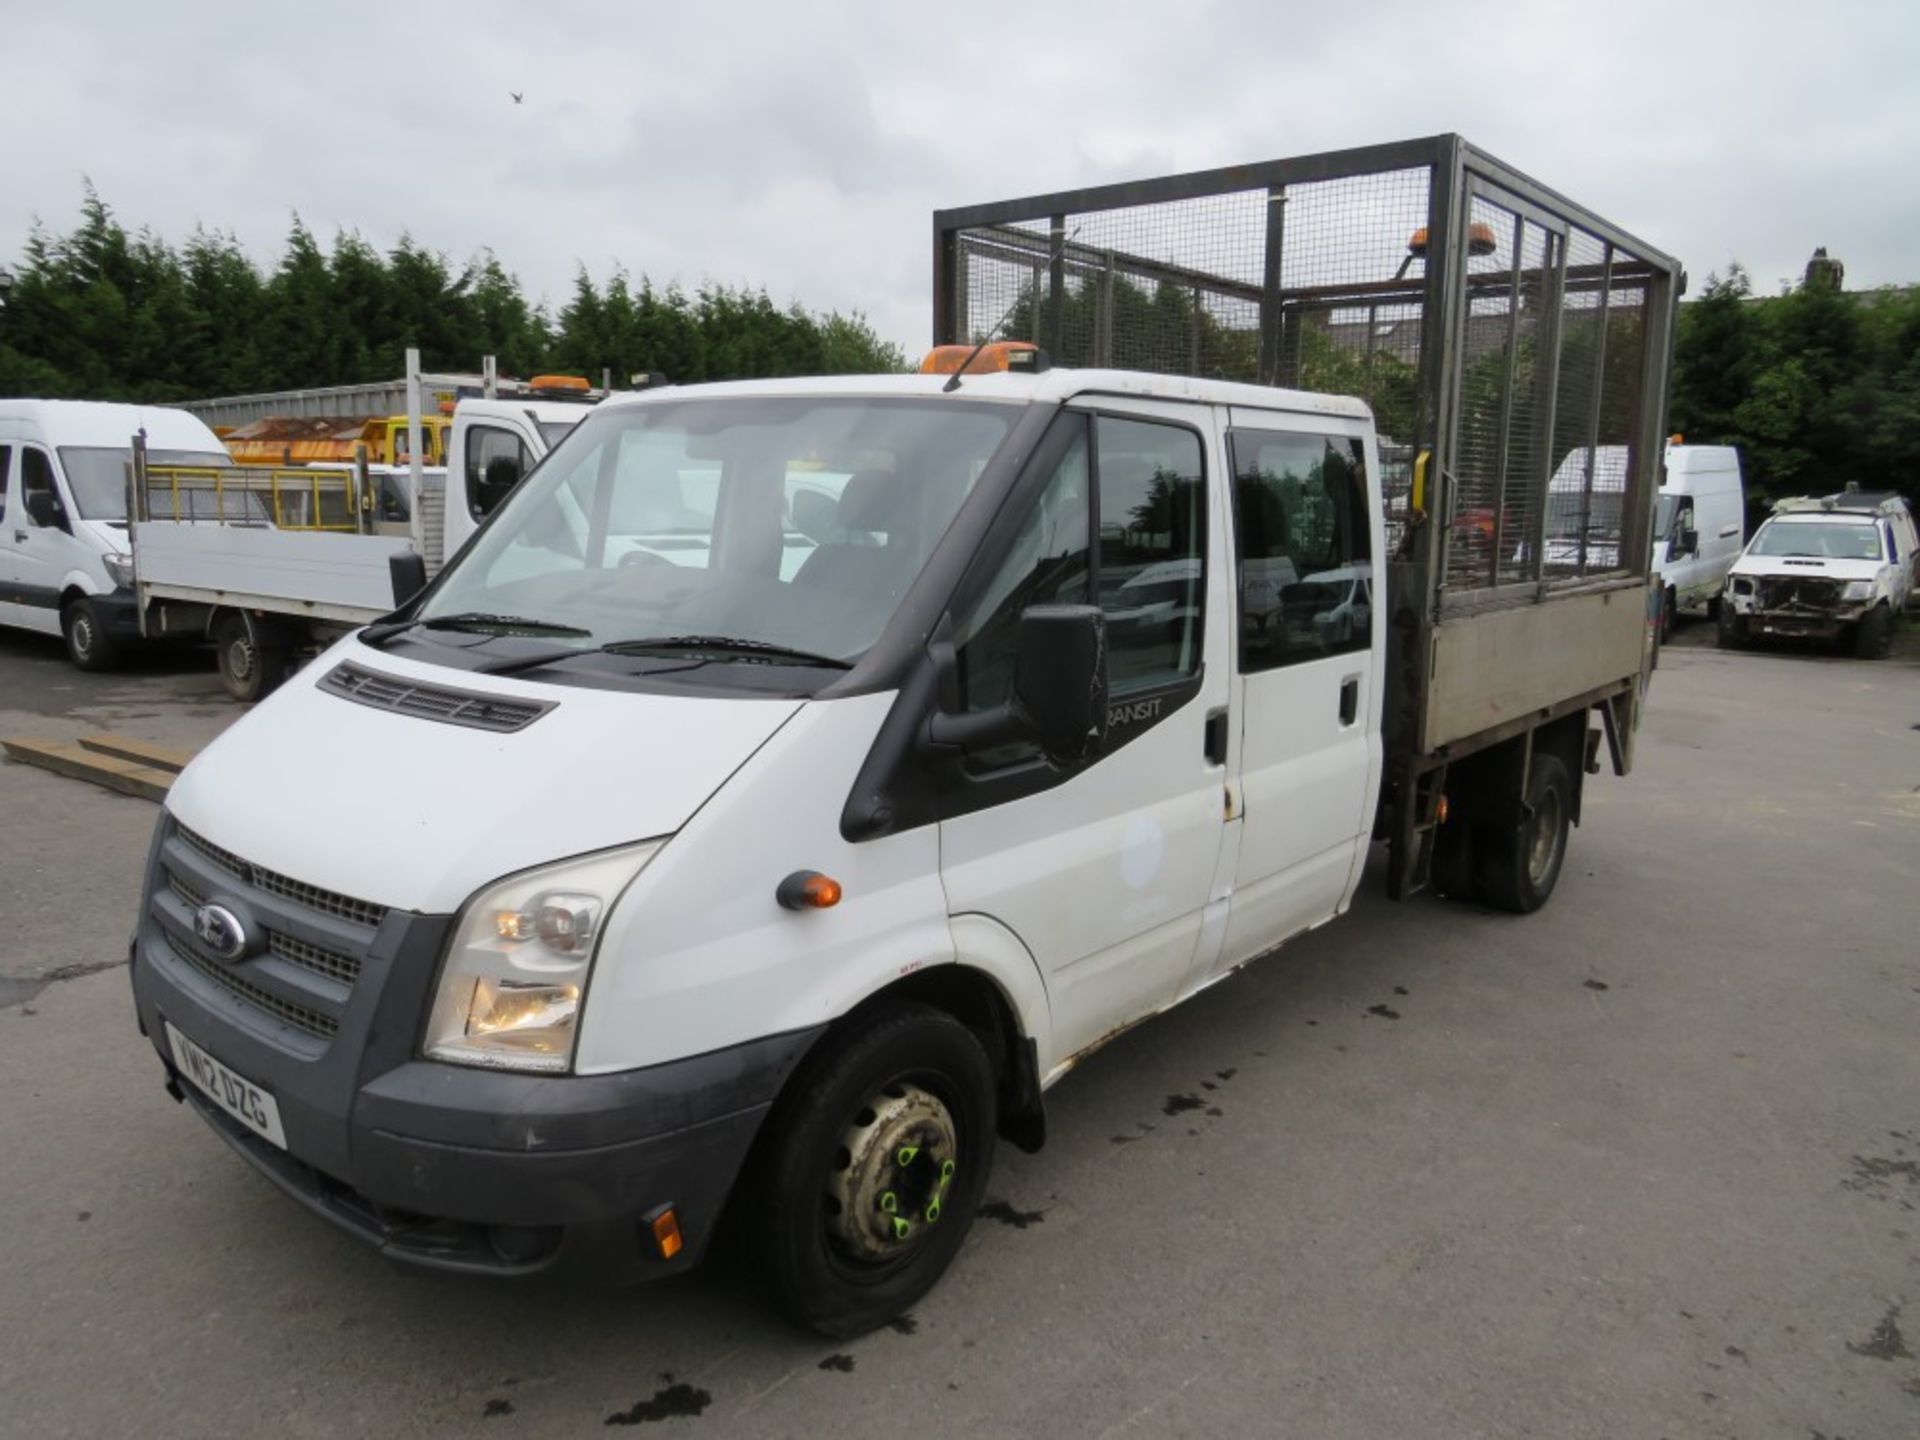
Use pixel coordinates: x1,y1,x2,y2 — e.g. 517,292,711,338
0,400,233,667
1651,445,1744,635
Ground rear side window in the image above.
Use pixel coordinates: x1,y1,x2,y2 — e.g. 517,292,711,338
1230,430,1372,670
466,425,533,520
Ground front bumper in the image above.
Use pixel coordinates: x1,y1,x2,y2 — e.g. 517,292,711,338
130,818,822,1282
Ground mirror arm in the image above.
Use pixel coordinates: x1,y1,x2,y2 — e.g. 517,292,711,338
926,702,1024,753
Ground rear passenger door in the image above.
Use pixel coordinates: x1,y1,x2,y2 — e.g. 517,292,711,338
1215,411,1382,974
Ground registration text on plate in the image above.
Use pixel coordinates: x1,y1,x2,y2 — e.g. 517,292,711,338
165,1022,287,1149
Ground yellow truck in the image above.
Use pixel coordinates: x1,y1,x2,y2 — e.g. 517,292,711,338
220,412,452,468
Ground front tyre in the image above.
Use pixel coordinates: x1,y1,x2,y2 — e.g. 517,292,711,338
747,1001,997,1337
62,597,121,672
1853,603,1892,660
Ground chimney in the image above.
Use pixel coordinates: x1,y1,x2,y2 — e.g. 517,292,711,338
1804,247,1845,292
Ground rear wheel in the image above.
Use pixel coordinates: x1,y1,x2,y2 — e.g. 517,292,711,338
61,597,120,672
213,612,291,703
747,1002,996,1337
1475,753,1572,915
1854,604,1892,660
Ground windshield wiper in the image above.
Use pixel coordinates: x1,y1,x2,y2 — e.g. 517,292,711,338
362,611,592,646
471,633,853,678
600,635,853,669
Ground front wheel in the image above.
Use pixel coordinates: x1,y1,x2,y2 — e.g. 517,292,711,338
62,598,121,672
747,1001,997,1337
1853,604,1892,660
1716,604,1746,650
1475,753,1573,915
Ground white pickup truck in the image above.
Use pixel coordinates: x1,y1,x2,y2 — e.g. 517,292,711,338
129,361,602,699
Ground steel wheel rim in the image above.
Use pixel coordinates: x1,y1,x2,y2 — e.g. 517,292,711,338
226,635,255,683
70,612,94,659
824,1080,959,1268
1526,787,1562,887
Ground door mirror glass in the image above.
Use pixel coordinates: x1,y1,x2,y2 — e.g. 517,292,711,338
932,603,1108,766
1012,604,1108,763
24,489,61,529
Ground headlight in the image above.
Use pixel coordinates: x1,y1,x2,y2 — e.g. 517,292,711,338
1841,580,1873,600
103,553,134,587
423,840,663,1073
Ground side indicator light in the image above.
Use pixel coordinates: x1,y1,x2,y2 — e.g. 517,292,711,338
647,1205,684,1260
776,870,844,911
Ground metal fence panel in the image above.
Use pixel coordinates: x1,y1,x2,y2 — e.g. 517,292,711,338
934,137,1679,616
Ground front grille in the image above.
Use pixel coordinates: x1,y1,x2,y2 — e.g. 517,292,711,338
168,858,362,988
320,661,554,734
163,930,337,1040
269,932,361,987
176,823,387,930
1756,575,1841,611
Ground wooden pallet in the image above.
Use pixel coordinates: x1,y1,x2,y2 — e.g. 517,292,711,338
1,733,197,803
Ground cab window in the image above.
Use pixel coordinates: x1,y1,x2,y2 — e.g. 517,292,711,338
1230,430,1372,670
466,426,533,520
22,447,60,524
956,410,1206,718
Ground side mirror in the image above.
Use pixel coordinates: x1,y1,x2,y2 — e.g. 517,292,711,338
929,604,1108,766
389,552,428,608
24,490,65,530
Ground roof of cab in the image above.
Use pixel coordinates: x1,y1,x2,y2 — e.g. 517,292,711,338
0,399,225,451
590,368,1375,422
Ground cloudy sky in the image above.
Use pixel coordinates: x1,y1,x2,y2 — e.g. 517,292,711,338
4,0,1915,355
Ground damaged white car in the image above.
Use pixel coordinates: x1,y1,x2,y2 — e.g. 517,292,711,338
1719,489,1916,658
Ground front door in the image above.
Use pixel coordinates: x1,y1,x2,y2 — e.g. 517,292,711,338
11,446,68,635
0,442,19,627
1215,410,1382,974
938,402,1231,1072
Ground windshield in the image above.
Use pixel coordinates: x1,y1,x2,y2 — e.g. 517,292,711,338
59,447,233,520
1748,519,1883,561
421,396,1018,666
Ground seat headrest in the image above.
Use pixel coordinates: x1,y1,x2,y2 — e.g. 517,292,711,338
836,469,908,532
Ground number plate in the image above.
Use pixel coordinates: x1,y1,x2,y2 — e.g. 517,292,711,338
165,1021,287,1150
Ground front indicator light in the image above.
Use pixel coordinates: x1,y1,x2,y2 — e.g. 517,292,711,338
425,841,663,1073
646,1205,684,1260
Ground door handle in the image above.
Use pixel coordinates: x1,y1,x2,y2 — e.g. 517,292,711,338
1203,707,1229,767
12,530,25,543
1338,676,1360,727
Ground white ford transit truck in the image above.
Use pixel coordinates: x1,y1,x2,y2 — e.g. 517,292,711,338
128,137,1680,1335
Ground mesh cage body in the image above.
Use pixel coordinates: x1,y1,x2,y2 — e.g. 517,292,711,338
933,137,1679,614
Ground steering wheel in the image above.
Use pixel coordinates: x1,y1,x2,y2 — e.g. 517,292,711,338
618,548,677,570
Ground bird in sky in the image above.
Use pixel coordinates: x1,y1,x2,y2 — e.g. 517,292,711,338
510,92,523,105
